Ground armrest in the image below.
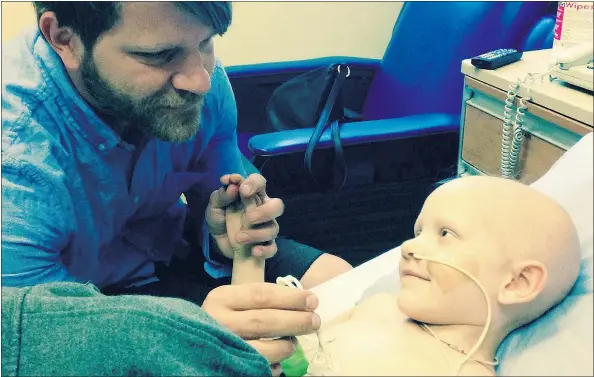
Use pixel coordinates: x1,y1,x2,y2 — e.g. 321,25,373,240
226,56,381,78
248,113,460,156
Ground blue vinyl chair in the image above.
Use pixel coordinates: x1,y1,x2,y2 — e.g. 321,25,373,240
230,1,557,190
228,1,557,265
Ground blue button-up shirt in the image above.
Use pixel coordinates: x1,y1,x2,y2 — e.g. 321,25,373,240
2,28,245,288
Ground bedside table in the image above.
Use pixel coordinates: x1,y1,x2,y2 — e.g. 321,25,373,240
458,49,593,184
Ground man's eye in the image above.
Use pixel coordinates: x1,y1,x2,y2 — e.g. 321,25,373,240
134,50,178,65
199,37,214,53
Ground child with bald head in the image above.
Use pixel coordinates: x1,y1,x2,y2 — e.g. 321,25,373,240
230,175,581,376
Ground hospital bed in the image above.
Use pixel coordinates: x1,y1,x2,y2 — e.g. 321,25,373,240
308,133,593,376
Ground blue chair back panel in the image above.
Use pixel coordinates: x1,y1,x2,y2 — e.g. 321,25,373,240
362,2,555,121
522,15,555,51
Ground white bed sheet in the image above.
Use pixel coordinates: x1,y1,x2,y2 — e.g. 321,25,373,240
310,246,401,323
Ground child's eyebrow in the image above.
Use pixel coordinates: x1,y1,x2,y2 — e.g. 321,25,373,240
434,214,465,235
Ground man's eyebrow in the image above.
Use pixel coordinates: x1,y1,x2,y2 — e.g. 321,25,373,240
201,32,217,42
123,33,216,54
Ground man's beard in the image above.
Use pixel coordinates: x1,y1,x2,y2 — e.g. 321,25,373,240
80,56,204,144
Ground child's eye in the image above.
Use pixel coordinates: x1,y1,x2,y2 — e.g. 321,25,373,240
440,229,454,237
414,229,421,237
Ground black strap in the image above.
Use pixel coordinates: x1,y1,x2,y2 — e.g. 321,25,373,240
330,119,347,189
304,64,349,186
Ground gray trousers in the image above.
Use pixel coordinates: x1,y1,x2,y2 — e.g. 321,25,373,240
1,282,270,377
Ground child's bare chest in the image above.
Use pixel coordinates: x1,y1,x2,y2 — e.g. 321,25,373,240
302,294,491,376
315,317,453,375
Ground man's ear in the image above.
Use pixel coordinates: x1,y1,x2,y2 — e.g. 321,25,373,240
38,12,84,70
498,261,548,305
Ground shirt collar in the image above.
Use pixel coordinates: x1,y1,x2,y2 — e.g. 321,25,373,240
33,29,131,152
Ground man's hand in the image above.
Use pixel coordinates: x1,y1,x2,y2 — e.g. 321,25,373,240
206,173,284,259
202,283,321,366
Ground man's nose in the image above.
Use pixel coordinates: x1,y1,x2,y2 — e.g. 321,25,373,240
171,54,211,95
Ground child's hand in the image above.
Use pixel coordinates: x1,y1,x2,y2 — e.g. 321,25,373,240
226,194,261,257
228,193,266,285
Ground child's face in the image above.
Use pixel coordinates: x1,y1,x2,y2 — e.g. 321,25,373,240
396,179,511,326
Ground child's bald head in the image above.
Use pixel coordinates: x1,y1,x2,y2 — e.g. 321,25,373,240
398,176,581,331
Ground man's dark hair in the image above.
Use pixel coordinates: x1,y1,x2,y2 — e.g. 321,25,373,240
32,1,232,50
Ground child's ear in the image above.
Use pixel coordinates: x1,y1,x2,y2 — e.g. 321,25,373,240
498,261,548,305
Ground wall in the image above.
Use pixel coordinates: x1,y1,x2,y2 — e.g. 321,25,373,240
216,2,402,65
1,2,402,65
1,2,37,42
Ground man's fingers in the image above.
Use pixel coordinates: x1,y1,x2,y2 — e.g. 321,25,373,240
203,284,320,352
239,173,267,197
247,338,297,365
212,283,319,312
241,192,260,214
233,308,321,339
251,240,277,258
220,173,244,187
245,198,285,225
209,184,240,210
236,221,279,244
210,173,244,210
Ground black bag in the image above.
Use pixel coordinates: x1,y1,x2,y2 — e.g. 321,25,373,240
267,64,347,132
266,64,352,188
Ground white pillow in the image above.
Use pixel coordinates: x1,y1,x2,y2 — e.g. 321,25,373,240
496,132,593,376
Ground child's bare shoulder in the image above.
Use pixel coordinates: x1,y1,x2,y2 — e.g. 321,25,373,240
352,292,406,322
319,292,402,328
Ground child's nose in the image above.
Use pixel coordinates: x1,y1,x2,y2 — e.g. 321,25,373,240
400,240,415,260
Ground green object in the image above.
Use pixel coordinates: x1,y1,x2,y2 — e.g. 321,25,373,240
281,343,309,376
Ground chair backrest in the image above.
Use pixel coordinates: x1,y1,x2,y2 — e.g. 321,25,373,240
522,14,556,51
362,1,557,121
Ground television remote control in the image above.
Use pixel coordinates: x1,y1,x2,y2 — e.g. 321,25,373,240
471,49,523,70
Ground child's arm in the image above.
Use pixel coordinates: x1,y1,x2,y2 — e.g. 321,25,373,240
228,195,265,285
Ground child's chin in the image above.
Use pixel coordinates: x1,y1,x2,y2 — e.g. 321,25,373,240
396,291,435,322
395,291,418,317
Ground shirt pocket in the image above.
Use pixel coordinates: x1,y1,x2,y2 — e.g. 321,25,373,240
134,171,206,220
